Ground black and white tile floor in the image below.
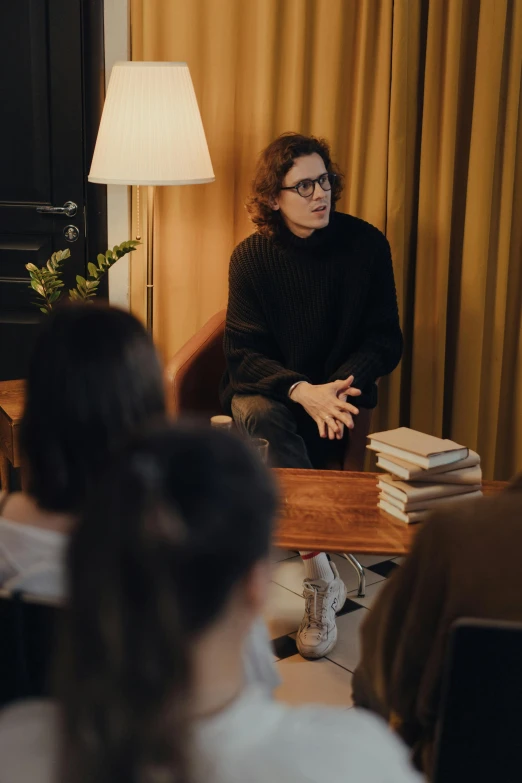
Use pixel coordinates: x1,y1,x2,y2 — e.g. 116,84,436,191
267,550,404,707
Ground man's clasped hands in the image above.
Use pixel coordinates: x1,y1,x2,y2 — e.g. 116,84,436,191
289,375,361,440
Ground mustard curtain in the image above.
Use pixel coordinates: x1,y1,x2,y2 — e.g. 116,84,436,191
130,0,522,480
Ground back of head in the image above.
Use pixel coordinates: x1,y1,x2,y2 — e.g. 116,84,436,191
61,422,278,783
20,302,166,513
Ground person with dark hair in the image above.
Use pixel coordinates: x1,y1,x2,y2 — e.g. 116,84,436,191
0,302,166,598
0,302,277,694
0,423,422,783
220,132,403,659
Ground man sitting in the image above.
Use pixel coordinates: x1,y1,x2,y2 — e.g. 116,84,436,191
220,132,403,659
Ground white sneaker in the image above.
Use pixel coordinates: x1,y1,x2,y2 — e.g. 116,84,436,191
296,562,347,659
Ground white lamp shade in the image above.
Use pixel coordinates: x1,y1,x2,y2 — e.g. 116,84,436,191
89,62,215,186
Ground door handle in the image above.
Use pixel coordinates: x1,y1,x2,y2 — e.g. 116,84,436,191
36,200,77,218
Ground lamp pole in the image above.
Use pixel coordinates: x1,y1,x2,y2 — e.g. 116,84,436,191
146,185,155,333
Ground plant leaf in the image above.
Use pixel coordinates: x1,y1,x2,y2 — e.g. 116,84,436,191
30,282,45,296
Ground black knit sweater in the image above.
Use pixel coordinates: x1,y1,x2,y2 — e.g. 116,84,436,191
220,211,403,412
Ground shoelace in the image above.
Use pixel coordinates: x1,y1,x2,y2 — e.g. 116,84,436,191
302,581,330,632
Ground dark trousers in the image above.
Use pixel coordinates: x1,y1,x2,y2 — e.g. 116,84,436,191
231,394,347,469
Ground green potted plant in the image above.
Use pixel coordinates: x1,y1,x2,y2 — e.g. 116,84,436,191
26,240,140,314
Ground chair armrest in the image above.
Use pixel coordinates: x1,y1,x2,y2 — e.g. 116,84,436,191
164,310,226,417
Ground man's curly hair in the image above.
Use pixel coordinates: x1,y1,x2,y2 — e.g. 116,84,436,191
246,132,344,238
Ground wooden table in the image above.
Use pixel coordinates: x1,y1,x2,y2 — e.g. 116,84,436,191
274,469,506,557
0,380,25,491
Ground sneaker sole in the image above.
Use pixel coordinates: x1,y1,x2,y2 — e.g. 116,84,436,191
296,624,338,659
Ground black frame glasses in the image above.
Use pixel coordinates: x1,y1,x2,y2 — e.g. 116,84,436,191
280,172,337,199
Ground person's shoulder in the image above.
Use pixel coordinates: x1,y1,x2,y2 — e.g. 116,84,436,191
332,213,391,268
400,482,521,581
427,480,522,541
205,691,420,783
278,705,421,780
0,698,58,732
231,231,273,263
333,211,388,246
0,700,58,783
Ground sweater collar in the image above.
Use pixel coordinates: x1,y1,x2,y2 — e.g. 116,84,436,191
274,210,338,257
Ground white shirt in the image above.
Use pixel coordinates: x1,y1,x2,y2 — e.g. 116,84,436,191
0,518,66,600
0,691,423,783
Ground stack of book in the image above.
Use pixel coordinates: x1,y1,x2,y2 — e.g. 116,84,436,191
367,427,482,524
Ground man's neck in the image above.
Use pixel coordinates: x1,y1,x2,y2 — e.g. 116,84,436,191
282,217,315,239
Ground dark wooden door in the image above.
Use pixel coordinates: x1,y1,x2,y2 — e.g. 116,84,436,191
0,0,106,380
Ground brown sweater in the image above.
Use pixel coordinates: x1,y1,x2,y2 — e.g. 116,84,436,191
352,474,522,776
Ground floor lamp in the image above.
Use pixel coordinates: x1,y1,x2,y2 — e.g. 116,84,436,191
88,62,215,333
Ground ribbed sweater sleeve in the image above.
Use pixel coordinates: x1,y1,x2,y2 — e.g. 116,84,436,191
223,248,310,402
328,233,402,390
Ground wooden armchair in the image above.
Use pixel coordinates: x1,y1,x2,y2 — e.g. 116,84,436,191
164,310,373,472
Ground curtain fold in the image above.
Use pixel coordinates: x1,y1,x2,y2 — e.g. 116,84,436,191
130,0,522,479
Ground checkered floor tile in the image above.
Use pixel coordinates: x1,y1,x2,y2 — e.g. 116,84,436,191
267,552,402,707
